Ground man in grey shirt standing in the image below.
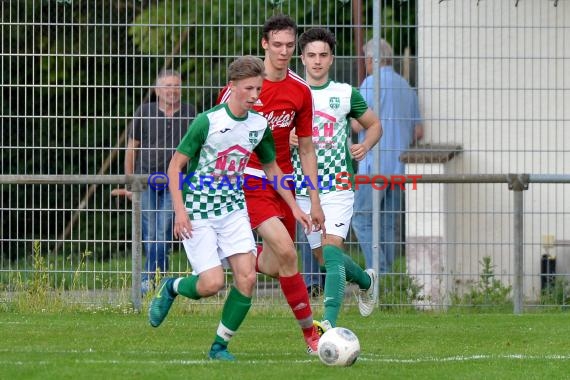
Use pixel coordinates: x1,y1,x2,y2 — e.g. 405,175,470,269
124,70,195,295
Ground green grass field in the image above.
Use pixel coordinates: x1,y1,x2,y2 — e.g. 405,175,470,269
1,305,569,380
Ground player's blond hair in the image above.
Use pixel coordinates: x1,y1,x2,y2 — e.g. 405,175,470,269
228,55,266,82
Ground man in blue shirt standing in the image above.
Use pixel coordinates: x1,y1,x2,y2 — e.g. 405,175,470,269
352,39,424,274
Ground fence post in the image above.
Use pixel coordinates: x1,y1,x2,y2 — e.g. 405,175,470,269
508,173,529,315
129,175,146,312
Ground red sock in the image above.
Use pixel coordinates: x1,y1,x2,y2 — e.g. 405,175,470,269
279,273,314,338
255,244,263,273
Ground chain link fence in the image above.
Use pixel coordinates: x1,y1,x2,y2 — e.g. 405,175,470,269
1,0,569,312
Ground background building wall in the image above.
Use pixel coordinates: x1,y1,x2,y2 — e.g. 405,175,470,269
417,0,570,299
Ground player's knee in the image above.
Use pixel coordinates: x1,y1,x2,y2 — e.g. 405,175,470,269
199,277,225,296
268,239,297,264
282,246,298,263
240,270,257,286
239,271,257,293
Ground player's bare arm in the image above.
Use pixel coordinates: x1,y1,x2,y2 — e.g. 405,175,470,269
350,109,382,162
167,151,193,240
297,135,326,237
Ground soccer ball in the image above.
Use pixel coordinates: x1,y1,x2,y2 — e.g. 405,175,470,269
317,327,360,367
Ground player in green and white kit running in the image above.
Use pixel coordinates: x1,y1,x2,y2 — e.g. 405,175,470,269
292,28,382,331
148,56,311,361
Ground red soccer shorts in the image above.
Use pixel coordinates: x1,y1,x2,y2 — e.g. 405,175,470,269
243,175,296,240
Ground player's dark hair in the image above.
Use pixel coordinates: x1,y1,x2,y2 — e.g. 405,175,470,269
228,55,266,82
262,14,297,42
298,27,336,54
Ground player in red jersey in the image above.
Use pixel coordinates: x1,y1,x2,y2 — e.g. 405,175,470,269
217,14,325,354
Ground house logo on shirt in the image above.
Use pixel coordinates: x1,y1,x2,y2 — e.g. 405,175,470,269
329,97,340,110
214,145,251,175
249,131,259,144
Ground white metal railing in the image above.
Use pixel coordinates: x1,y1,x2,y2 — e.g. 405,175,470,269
2,173,570,313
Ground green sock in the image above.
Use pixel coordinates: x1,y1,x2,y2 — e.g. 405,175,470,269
175,275,202,300
322,245,346,327
321,245,371,290
214,286,252,346
342,253,371,290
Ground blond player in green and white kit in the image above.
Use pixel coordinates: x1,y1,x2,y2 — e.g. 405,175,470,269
291,28,382,331
149,55,311,361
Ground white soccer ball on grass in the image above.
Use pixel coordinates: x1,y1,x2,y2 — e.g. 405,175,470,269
317,327,360,367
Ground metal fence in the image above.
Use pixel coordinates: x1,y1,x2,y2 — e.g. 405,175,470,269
1,0,569,312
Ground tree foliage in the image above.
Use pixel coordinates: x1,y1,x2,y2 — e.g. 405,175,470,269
1,0,417,260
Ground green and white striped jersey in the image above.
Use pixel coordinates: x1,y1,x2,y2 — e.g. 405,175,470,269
177,103,275,220
292,79,368,196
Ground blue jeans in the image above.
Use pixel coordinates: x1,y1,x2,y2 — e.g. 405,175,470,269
352,184,403,274
297,223,324,288
141,188,173,283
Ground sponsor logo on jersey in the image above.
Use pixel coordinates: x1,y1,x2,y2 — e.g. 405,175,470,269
260,110,295,130
249,131,259,144
214,145,251,174
329,96,340,109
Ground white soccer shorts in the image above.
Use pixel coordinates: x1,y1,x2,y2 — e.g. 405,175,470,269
181,208,256,275
296,190,354,249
